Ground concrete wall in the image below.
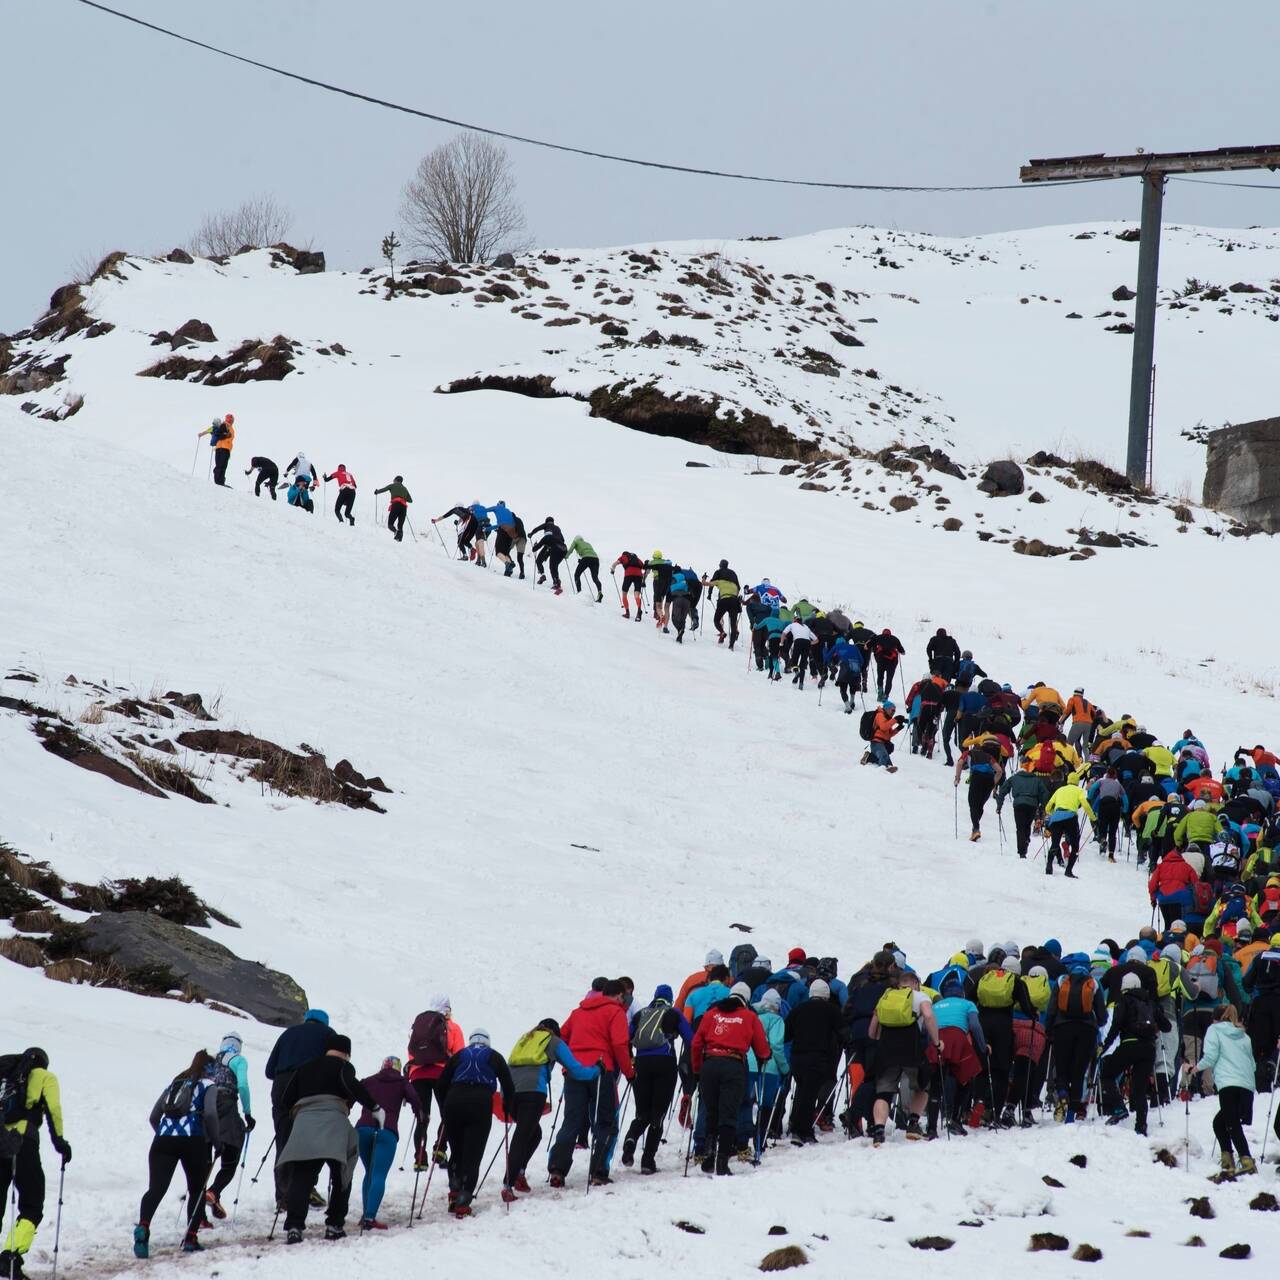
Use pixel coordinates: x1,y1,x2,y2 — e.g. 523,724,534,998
1203,417,1280,532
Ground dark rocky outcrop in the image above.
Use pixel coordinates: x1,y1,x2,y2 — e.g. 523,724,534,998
33,720,166,797
80,912,306,1026
1204,417,1280,532
979,459,1025,496
492,253,516,268
138,335,297,385
166,248,195,264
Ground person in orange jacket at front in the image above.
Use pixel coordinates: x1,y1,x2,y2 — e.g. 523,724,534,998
861,702,904,774
691,983,770,1175
197,413,235,486
1064,688,1097,753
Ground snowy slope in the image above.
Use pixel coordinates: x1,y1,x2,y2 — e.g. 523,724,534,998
3,377,1280,1279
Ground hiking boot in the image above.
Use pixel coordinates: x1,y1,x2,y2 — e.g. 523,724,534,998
360,1218,387,1230
205,1189,227,1220
132,1225,150,1260
886,765,898,774
309,1188,327,1207
1134,1121,1147,1137
286,1229,303,1246
1105,1107,1129,1126
869,1124,886,1147
324,1225,346,1241
1220,1152,1237,1175
640,1155,658,1174
513,1174,531,1193
1239,1156,1258,1175
588,1172,612,1187
905,1116,924,1140
452,1202,472,1218
1000,1106,1017,1128
946,1120,968,1137
1019,1112,1035,1129
700,1153,716,1174
714,1157,734,1177
548,1172,565,1188
1053,1097,1067,1123
500,1188,517,1204
860,751,871,765
432,1148,448,1167
181,1233,204,1253
969,831,981,842
621,1140,636,1167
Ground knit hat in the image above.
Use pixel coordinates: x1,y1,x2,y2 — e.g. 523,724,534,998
1237,922,1255,940
1003,957,1022,975
1090,948,1111,969
892,950,907,970
427,993,451,1015
218,1033,243,1056
331,1034,352,1055
654,983,674,1002
1121,973,1141,992
966,938,985,957
758,989,782,1012
1171,920,1187,934
469,1029,491,1047
809,980,831,1001
1028,965,1048,980
730,982,752,1003
755,956,772,971
1162,944,1182,962
787,947,807,965
1126,946,1147,964
705,949,724,967
1043,938,1062,958
304,1008,329,1025
382,1055,403,1073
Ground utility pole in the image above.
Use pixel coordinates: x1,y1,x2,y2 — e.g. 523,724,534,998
1019,145,1280,485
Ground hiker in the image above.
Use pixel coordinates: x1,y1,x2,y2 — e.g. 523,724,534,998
134,1050,221,1258
547,980,635,1187
1098,973,1170,1136
0,1049,70,1278
264,1009,337,1209
827,636,864,712
752,610,788,681
439,1031,515,1218
611,551,646,620
355,1056,421,1230
374,477,413,541
867,971,941,1144
644,551,675,630
784,616,816,689
669,566,699,643
567,535,603,600
930,974,987,1136
996,766,1050,859
860,702,903,772
870,629,906,701
1196,1006,1258,1175
748,579,787,616
975,954,1036,1128
284,452,318,511
323,465,357,525
1149,848,1200,929
482,500,525,577
691,983,771,1174
703,561,742,648
407,995,465,1169
504,1020,598,1198
621,987,692,1172
954,736,1006,842
277,1035,381,1243
784,980,842,1144
530,517,569,594
197,414,235,486
926,628,960,681
1089,768,1128,860
1043,775,1096,877
245,455,279,499
745,990,789,1149
433,503,486,561
204,1034,254,1222
1045,955,1106,1121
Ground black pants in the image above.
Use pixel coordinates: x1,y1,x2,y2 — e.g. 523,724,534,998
139,1135,211,1228
1214,1086,1253,1159
411,1078,449,1161
788,1051,833,1141
1048,817,1080,873
388,504,407,541
791,640,812,688
1101,1039,1155,1128
443,1087,493,1207
0,1135,45,1247
968,773,995,833
1097,797,1122,852
252,469,278,498
672,595,691,638
283,1156,349,1231
714,598,741,646
537,548,565,588
504,1092,546,1187
623,1056,678,1161
752,627,767,671
212,450,229,485
1248,990,1280,1077
270,1073,295,1203
334,489,355,525
1051,1021,1097,1110
979,1008,1014,1112
698,1056,747,1163
941,713,958,764
875,658,897,700
574,557,602,595
209,1139,241,1197
1013,803,1036,858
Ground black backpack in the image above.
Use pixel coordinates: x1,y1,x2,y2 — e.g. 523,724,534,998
160,1075,197,1120
1126,992,1157,1040
0,1053,37,1158
859,710,877,742
729,942,758,980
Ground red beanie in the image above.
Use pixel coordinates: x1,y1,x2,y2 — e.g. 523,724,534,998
788,947,806,965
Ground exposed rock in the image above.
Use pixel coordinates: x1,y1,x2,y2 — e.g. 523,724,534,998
685,460,710,468
33,720,166,798
759,1245,807,1271
1028,1233,1070,1252
600,321,628,337
1072,1245,1103,1263
1184,1235,1205,1247
799,482,832,492
1229,281,1264,293
830,330,864,347
1069,1154,1087,1169
1027,490,1047,504
909,1237,953,1251
674,1221,705,1235
85,322,114,339
1112,284,1137,301
1187,1196,1215,1220
1106,322,1136,334
1249,1192,1279,1212
942,517,963,531
979,459,1025,496
333,759,391,794
1042,1175,1064,1188
889,495,917,512
173,319,217,344
164,691,214,720
429,276,463,296
1013,538,1070,558
492,253,516,268
1066,311,1083,319
544,317,581,327
1204,417,1280,531
138,335,297,386
89,251,129,282
768,1226,787,1236
80,912,306,1026
1172,503,1194,524
1219,1243,1250,1260
1115,227,1142,242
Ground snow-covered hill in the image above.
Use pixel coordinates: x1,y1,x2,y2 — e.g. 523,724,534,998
4,220,1280,1279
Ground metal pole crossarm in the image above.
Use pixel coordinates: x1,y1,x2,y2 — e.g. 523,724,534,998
1019,145,1280,181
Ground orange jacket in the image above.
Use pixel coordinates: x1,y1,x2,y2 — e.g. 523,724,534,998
872,711,900,743
675,968,709,1012
1022,686,1064,711
1064,695,1094,724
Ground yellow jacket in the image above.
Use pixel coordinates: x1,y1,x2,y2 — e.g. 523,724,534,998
1022,686,1064,711
1143,745,1175,778
4,1067,64,1138
1045,784,1096,823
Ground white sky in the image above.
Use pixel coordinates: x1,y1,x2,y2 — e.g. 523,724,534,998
5,0,1279,329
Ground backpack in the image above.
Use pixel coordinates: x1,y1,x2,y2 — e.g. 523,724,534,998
160,1075,197,1120
977,970,1015,1008
1023,973,1051,1011
1124,993,1157,1040
1209,842,1241,877
409,1011,450,1068
1148,956,1172,998
729,943,758,980
632,1002,673,1052
874,988,916,1028
451,1045,496,1089
858,710,877,742
1185,953,1220,999
0,1053,37,1155
1191,880,1216,914
508,1029,552,1068
1055,973,1097,1018
209,1058,241,1121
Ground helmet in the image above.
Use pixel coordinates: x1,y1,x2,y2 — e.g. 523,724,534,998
652,549,662,560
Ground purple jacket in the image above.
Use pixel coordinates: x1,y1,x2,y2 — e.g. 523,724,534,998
357,1067,423,1137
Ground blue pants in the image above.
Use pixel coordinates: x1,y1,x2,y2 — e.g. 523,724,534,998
869,741,892,767
548,1071,617,1179
738,1072,782,1147
356,1126,397,1222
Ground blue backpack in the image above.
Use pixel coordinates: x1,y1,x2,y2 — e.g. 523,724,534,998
452,1045,497,1089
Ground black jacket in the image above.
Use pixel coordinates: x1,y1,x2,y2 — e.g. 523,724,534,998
784,998,843,1057
1101,990,1170,1051
280,1055,377,1111
265,1021,338,1078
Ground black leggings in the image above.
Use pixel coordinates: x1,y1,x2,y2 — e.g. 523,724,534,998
283,1156,349,1231
1051,1021,1097,1110
209,1139,242,1196
252,469,278,498
1213,1086,1253,1158
334,489,355,524
504,1092,547,1186
0,1135,45,1238
443,1087,493,1205
138,1135,211,1228
574,557,602,594
538,548,565,587
388,504,407,540
412,1078,450,1160
1014,804,1036,858
714,598,741,644
968,773,995,833
623,1056,678,1160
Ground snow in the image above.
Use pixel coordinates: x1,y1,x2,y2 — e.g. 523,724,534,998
2,218,1280,1278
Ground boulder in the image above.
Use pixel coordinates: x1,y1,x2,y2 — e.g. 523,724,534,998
889,494,917,512
173,319,217,344
979,460,1025,497
80,911,307,1026
1112,285,1136,301
492,253,516,268
1204,417,1280,532
166,248,195,265
292,251,325,275
429,276,463,296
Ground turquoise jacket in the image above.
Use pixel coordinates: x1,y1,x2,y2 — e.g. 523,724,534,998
684,982,731,1024
1196,1022,1255,1092
749,1008,789,1076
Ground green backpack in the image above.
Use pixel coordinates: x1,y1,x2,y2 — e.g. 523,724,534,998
978,970,1015,1008
509,1029,552,1067
875,988,917,1028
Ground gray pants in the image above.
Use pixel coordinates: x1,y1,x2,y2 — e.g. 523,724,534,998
1067,721,1091,752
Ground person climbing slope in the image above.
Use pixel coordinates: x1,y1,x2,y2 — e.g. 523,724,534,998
374,477,413,542
197,414,235,486
324,464,358,526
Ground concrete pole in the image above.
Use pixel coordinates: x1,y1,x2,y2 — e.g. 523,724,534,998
1126,172,1165,484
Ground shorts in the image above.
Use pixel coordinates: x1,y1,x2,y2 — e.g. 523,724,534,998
874,1066,920,1099
623,575,643,593
495,529,514,556
652,588,670,604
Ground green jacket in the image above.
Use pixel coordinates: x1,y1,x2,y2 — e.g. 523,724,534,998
566,537,596,559
1174,809,1220,848
790,599,818,620
374,482,412,504
997,771,1051,811
706,576,740,599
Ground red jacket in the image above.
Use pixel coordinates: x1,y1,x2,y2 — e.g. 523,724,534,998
1148,850,1197,900
691,1000,771,1073
561,994,634,1079
327,466,356,490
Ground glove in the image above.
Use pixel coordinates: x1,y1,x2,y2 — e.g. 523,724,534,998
372,1107,387,1129
53,1136,72,1163
245,1115,257,1132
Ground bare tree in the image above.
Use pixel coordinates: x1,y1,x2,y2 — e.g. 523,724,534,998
190,195,292,257
400,132,525,263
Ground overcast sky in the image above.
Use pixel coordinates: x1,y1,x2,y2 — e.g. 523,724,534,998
5,0,1279,329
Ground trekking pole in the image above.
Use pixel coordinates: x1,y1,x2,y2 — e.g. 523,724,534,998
406,516,419,544
49,1160,66,1280
416,1121,446,1220
997,809,1006,854
1259,1050,1280,1162
249,1136,276,1183
190,439,201,476
230,1130,251,1224
953,787,959,840
475,1127,506,1197
682,1093,700,1178
584,1074,605,1197
545,1088,564,1159
180,1166,214,1246
432,520,450,558
611,568,622,605
502,1121,510,1211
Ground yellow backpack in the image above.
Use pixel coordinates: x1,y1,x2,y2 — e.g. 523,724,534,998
1023,974,1051,1011
508,1029,552,1067
875,988,917,1028
977,970,1015,1008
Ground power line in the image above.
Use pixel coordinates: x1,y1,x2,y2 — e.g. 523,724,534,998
75,0,1115,195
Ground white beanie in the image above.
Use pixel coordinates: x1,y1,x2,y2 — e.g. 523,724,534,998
730,982,752,1003
809,979,831,1001
1028,965,1048,980
758,989,782,1012
1162,944,1182,963
1003,957,1022,975
468,1028,491,1047
706,949,725,967
1121,973,1141,992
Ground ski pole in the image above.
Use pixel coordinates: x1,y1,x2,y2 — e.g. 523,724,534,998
997,809,1006,854
249,1136,276,1183
397,1124,413,1172
544,1089,563,1165
190,439,201,476
49,1160,66,1280
416,1121,446,1219
476,1128,506,1197
406,515,419,543
954,786,959,840
584,1074,604,1197
180,1164,213,1245
611,568,622,605
230,1130,251,1224
4,1157,17,1280
1259,1049,1280,1162
682,1092,700,1177
502,1121,511,1210
432,519,450,557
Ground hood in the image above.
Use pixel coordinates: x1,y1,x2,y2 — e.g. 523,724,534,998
653,984,674,1003
579,992,618,1012
425,993,451,1016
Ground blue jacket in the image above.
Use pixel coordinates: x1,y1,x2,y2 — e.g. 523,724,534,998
827,640,863,673
685,982,731,1024
750,970,809,1016
484,502,516,528
521,1037,597,1095
959,691,987,717
753,616,787,638
669,570,691,597
265,1021,336,1078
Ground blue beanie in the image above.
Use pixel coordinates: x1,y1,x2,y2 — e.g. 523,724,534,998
654,984,674,1003
304,1008,330,1025
1043,938,1062,958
